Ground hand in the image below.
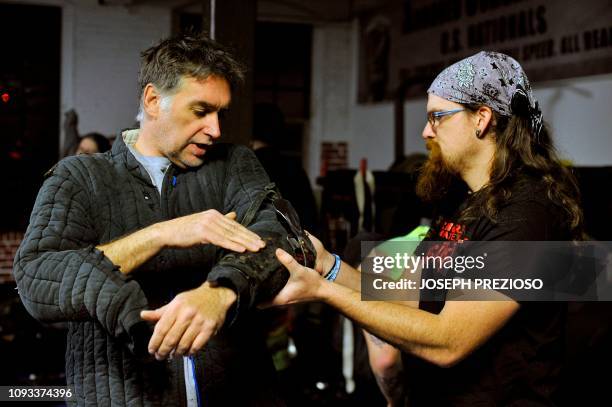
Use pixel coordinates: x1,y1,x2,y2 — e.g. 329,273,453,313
305,232,336,276
141,283,236,360
268,248,326,306
160,210,265,252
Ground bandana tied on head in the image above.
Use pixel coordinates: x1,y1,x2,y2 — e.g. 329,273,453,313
428,51,543,140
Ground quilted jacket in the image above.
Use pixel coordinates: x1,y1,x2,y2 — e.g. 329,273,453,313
13,131,289,406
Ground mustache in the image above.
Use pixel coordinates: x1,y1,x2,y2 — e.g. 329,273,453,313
415,140,456,203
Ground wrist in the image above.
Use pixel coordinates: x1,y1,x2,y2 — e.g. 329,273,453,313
201,282,237,311
322,251,336,275
150,222,169,249
316,278,334,302
324,254,341,282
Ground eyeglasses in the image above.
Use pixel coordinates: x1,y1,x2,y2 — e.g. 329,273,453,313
427,108,465,128
272,198,316,268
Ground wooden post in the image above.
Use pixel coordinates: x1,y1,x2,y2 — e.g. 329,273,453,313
206,0,256,145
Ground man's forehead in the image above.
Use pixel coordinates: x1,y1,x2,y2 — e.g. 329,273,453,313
182,75,231,107
426,94,459,112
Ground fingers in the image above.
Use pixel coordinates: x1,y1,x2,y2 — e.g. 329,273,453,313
269,290,294,307
219,216,264,248
140,310,160,322
204,229,251,253
175,320,204,357
276,248,319,277
276,248,300,271
304,232,333,274
208,213,265,252
188,331,212,356
305,230,318,245
156,316,192,360
168,209,267,251
140,304,167,322
172,209,266,252
148,306,178,358
305,231,323,247
153,318,216,359
147,289,225,360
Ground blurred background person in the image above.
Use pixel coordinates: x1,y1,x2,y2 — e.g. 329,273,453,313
251,102,317,232
62,108,111,156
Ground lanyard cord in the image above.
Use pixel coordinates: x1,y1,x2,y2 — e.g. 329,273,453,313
190,355,202,407
170,289,203,407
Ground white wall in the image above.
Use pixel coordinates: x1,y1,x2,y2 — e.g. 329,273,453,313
308,20,612,182
70,2,171,138
16,0,171,151
309,23,355,178
534,74,612,166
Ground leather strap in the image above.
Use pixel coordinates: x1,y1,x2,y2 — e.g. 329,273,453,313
241,183,281,227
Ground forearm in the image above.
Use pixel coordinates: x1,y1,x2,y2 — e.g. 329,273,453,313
333,261,362,292
317,281,454,366
97,223,165,275
315,247,363,292
199,281,237,309
374,363,405,407
332,261,419,307
365,331,405,406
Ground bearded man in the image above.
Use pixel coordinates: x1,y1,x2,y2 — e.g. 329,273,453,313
271,51,583,406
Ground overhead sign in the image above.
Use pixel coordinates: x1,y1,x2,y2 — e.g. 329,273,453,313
358,0,612,102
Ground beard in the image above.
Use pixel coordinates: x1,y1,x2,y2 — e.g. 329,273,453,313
416,140,459,203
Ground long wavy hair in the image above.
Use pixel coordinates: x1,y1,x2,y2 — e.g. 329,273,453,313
457,104,584,239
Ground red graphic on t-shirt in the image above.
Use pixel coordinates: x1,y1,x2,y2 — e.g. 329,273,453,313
423,220,470,274
426,240,456,259
438,221,469,242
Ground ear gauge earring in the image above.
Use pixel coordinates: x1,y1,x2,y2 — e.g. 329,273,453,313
475,129,483,139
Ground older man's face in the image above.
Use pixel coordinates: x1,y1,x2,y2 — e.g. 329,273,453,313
151,75,231,169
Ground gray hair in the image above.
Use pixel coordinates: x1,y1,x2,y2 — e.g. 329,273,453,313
136,33,245,123
136,88,175,123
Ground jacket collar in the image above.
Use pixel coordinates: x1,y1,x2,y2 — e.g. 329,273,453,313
111,129,157,186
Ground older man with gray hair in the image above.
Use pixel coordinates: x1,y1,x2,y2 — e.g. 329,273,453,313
14,34,290,406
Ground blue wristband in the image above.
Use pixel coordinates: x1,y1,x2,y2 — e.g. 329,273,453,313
324,254,341,282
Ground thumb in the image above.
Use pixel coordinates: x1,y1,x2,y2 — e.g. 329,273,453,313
276,248,298,269
140,305,167,321
306,231,322,248
140,310,159,322
224,211,237,220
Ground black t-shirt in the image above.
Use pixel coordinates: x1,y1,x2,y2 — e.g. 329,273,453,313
404,175,571,406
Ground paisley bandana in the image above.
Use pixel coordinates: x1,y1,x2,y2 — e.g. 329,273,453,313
428,51,543,139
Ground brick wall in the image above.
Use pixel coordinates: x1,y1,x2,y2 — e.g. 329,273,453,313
0,231,24,283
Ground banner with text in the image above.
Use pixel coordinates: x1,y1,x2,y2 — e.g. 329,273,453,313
358,0,612,102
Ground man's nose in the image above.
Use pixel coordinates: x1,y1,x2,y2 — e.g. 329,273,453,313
204,112,221,139
422,122,435,140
